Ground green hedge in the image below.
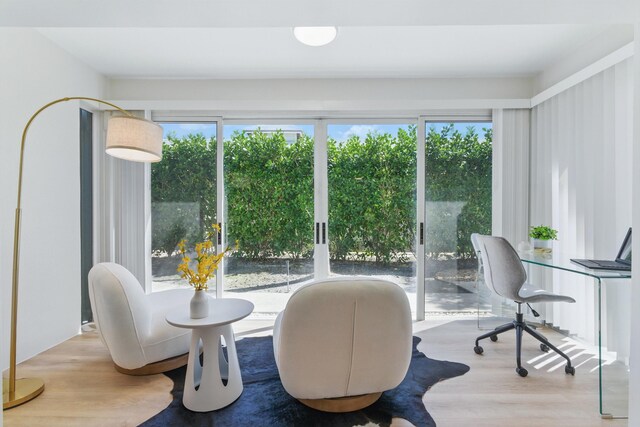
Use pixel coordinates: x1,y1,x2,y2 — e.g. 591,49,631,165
151,134,217,256
151,125,492,261
224,130,314,259
328,128,416,262
425,124,492,258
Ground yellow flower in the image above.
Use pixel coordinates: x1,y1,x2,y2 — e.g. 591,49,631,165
175,226,234,291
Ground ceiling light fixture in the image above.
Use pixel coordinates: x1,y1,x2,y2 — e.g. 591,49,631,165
293,26,338,47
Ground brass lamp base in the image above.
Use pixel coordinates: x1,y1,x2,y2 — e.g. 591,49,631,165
3,377,45,409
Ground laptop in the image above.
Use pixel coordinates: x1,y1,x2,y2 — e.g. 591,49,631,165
571,228,632,271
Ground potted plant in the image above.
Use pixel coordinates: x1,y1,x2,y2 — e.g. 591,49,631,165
529,225,558,253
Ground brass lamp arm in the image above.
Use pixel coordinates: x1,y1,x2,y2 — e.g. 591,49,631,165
16,97,132,209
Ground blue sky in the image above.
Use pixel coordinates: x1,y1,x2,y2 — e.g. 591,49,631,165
162,122,217,139
328,124,408,141
160,122,491,141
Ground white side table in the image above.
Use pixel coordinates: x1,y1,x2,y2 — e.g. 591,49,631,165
166,297,254,412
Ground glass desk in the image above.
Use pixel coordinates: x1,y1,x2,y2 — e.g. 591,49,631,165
519,251,631,419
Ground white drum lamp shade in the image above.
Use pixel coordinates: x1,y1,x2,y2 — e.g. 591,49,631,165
106,116,163,162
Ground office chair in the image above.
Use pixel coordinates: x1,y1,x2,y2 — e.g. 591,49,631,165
472,234,576,377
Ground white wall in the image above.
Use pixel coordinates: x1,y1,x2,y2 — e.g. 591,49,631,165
629,23,640,427
0,28,106,370
106,77,533,115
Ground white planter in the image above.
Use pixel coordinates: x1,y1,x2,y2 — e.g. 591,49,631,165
190,289,210,319
531,238,552,254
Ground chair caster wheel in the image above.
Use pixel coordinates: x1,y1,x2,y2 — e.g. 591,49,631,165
490,335,498,342
516,367,528,377
474,345,484,355
540,343,549,352
565,365,575,375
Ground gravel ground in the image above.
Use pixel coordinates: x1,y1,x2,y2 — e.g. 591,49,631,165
152,255,478,295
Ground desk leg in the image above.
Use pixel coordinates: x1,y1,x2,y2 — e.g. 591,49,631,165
597,278,604,418
183,325,244,412
596,278,627,419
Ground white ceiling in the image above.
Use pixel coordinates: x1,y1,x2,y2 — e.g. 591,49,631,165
37,25,613,79
2,0,637,80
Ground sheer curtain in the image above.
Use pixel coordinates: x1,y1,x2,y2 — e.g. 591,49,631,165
486,109,531,320
94,111,151,291
530,59,633,350
492,109,530,247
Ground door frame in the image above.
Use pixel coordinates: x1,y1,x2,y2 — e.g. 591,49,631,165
144,112,494,321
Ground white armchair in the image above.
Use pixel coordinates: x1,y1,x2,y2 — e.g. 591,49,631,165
272,277,412,412
88,262,193,375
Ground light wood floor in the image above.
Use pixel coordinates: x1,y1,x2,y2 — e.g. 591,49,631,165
414,318,628,427
3,318,628,427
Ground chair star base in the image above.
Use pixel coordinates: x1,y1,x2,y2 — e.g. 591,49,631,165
474,305,575,377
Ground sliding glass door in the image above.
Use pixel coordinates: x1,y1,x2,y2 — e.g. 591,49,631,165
422,122,493,316
223,124,315,315
148,117,496,322
327,123,417,305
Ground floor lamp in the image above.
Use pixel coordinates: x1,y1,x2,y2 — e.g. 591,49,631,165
3,97,163,409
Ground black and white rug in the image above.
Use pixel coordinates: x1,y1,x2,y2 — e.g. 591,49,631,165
140,336,469,427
